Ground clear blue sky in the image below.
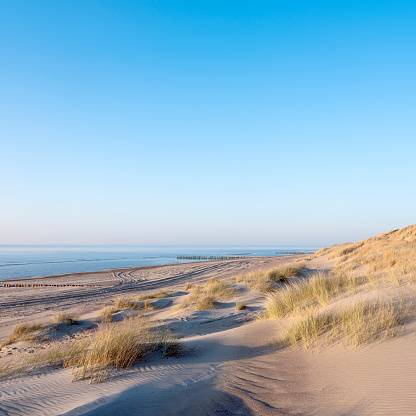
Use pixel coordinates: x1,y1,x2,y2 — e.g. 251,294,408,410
1,1,415,246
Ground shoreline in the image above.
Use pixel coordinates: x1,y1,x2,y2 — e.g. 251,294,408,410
0,255,304,283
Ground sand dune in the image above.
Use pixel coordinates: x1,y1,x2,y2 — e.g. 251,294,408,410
0,230,415,415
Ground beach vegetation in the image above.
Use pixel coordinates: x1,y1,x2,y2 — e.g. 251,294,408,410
100,306,117,323
236,263,302,293
52,314,78,325
0,322,43,348
281,299,406,349
235,301,247,310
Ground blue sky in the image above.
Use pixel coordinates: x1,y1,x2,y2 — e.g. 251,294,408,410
1,1,415,246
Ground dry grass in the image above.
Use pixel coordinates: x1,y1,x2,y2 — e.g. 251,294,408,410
115,297,140,310
100,306,117,323
51,313,78,325
71,317,168,382
235,301,247,310
236,263,302,293
318,225,416,278
195,296,216,310
282,299,406,349
0,322,43,348
264,272,360,319
185,283,193,290
1,317,181,383
136,291,171,301
177,279,237,311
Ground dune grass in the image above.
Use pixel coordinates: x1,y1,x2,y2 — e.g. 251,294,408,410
317,225,416,279
0,322,43,348
235,301,247,310
177,278,237,311
115,297,140,310
282,299,406,349
136,291,171,301
52,313,78,325
236,263,302,293
100,306,117,323
264,271,360,319
1,317,182,383
195,296,216,310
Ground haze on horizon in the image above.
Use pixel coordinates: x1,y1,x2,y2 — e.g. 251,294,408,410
1,1,415,247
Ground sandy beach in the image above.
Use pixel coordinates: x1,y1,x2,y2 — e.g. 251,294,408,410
0,230,415,415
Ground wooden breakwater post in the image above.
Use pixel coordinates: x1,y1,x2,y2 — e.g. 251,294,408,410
177,255,246,260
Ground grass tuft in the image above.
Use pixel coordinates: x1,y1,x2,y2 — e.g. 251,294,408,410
0,322,43,348
100,307,117,323
235,301,247,310
115,297,140,310
52,314,78,325
282,299,406,349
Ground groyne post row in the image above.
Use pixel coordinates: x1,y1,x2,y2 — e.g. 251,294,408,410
177,255,246,260
1,283,95,288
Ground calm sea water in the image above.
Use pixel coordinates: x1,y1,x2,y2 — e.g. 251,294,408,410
0,246,320,281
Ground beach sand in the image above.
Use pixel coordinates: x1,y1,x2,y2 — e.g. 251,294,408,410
0,254,415,415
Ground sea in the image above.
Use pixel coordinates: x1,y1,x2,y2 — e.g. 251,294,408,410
0,245,320,281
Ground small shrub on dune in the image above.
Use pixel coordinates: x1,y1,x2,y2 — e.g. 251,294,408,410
185,283,193,290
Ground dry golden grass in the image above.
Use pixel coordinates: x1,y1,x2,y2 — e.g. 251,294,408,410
235,301,247,310
136,291,171,301
236,263,302,293
185,283,193,290
0,322,43,348
318,225,416,278
51,313,78,325
177,279,237,311
195,296,216,310
100,306,117,323
264,271,360,319
115,297,140,310
282,299,406,349
1,317,181,383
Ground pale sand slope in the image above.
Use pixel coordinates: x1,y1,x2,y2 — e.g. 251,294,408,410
0,255,415,415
